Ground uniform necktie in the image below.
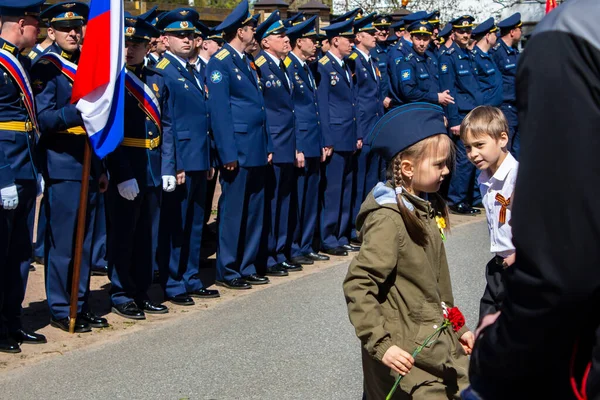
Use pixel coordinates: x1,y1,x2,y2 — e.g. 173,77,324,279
279,60,291,91
303,63,313,88
495,193,510,224
186,62,195,77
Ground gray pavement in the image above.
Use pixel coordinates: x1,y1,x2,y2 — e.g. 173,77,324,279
0,220,489,400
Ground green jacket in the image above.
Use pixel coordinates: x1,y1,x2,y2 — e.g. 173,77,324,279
343,182,469,399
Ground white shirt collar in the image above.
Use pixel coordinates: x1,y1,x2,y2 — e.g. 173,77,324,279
355,48,371,62
199,55,210,65
230,46,245,60
290,52,306,67
265,50,282,66
478,152,518,185
166,51,188,68
328,51,344,67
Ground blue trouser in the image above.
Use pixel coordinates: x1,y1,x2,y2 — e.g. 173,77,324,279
501,103,519,160
45,180,96,320
320,151,353,250
351,146,383,240
351,149,367,241
108,184,160,306
216,166,266,281
158,171,207,298
91,193,107,269
27,195,44,260
291,157,320,257
447,133,480,206
0,180,35,334
266,163,294,268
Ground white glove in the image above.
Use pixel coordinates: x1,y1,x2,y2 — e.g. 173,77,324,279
0,184,19,210
162,175,176,192
117,178,139,201
37,174,44,196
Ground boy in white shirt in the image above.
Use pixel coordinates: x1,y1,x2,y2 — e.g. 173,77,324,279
460,106,518,321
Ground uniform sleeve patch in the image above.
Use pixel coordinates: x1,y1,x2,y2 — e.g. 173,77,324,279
210,70,223,83
440,63,448,74
255,56,267,67
156,58,170,70
401,69,411,81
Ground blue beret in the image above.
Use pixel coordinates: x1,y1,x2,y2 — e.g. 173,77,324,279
286,15,317,41
373,14,391,28
472,17,497,37
498,12,522,30
354,12,377,34
156,8,198,33
407,20,433,35
366,103,447,161
0,0,44,17
402,11,429,24
322,17,355,39
124,15,159,42
214,0,255,34
41,1,89,27
451,15,475,29
438,23,452,39
330,7,362,24
255,10,286,41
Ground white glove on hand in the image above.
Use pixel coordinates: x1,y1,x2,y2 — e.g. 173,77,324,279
0,184,19,209
162,175,176,192
37,174,44,196
117,178,139,201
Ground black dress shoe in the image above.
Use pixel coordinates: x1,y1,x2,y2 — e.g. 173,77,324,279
215,278,252,290
29,264,36,272
321,247,348,256
188,288,220,299
32,255,45,265
242,274,270,285
112,301,146,320
305,252,330,261
91,265,108,276
341,244,360,252
449,203,481,215
281,260,303,272
289,256,314,265
10,329,47,344
167,293,195,306
0,337,21,353
51,317,92,333
138,300,169,314
78,311,109,328
265,265,288,277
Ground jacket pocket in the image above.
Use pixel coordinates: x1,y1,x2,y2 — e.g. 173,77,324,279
0,130,17,142
234,123,248,134
177,130,191,141
330,117,343,125
298,122,308,131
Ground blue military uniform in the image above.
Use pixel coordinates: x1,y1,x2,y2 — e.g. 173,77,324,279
31,2,107,332
397,20,440,105
0,0,46,353
207,0,272,289
491,13,521,158
471,18,503,107
285,17,327,262
315,18,358,254
106,16,177,318
254,11,302,275
347,13,384,242
439,15,483,213
370,14,392,104
153,9,216,301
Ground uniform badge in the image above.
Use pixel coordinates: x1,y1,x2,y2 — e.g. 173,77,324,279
152,83,159,92
441,64,448,73
237,75,241,80
401,70,411,81
276,80,281,87
266,81,272,88
330,79,337,86
184,83,189,89
210,71,222,83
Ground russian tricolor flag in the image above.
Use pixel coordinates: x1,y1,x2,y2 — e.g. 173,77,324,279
71,0,125,158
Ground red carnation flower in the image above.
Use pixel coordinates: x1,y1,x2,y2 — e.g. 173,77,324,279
447,307,465,332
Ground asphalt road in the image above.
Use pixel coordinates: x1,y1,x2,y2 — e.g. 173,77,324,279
0,220,489,400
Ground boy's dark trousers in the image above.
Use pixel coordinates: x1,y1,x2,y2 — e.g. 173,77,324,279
478,256,506,321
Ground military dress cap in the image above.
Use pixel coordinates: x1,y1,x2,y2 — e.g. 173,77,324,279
427,10,440,25
472,17,497,37
138,5,158,23
213,0,255,34
497,12,522,30
255,10,286,41
390,19,405,32
194,20,210,37
367,103,447,161
206,27,224,42
402,11,430,24
322,17,356,39
386,33,398,43
283,12,304,27
373,14,391,28
156,8,199,33
124,15,159,42
408,20,433,35
286,15,317,41
451,15,475,29
41,1,89,28
0,0,44,17
353,12,377,34
438,23,452,39
329,7,362,24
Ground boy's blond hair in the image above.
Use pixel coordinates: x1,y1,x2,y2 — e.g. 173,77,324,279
460,106,509,141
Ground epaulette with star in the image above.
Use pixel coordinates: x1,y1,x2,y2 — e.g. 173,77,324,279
156,58,170,70
348,52,358,60
255,55,267,67
492,43,501,51
319,56,330,65
446,47,455,55
28,50,38,60
405,53,413,61
214,48,230,61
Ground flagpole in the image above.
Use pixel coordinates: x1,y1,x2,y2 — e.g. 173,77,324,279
68,138,92,334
